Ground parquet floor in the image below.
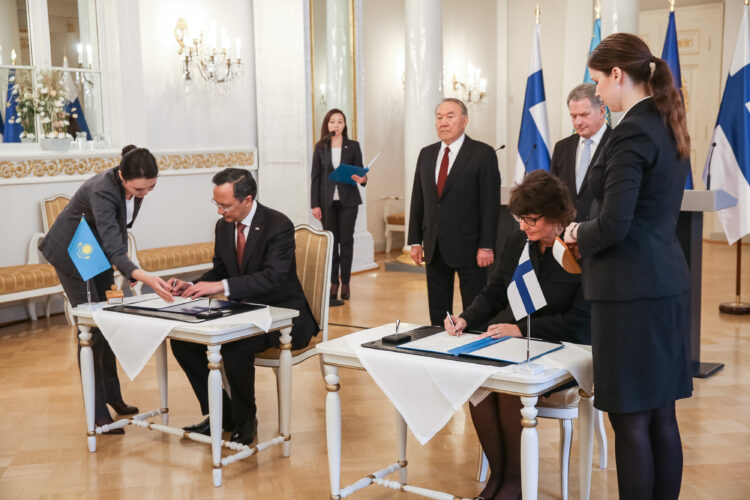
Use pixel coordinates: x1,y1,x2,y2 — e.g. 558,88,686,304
0,242,748,499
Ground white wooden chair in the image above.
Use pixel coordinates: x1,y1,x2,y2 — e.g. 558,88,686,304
476,389,608,500
382,195,405,255
37,194,73,323
253,224,333,455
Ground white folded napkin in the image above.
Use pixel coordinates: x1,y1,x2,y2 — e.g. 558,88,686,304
543,342,594,396
346,325,502,445
93,302,273,380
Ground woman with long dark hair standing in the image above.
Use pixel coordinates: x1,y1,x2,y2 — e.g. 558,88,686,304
564,33,692,499
311,108,367,301
40,145,173,432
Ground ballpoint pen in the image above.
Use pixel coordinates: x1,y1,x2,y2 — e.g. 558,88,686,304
395,319,400,334
446,311,459,336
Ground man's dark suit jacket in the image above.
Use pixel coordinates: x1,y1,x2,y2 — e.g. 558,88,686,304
577,98,690,301
40,166,142,280
311,137,365,209
408,135,500,268
201,202,318,348
460,229,590,345
550,126,611,222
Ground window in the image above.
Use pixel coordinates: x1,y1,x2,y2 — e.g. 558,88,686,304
1,0,105,148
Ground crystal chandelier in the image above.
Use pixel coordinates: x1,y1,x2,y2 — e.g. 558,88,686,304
174,18,244,94
452,63,487,105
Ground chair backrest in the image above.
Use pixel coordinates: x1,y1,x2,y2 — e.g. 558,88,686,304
41,194,71,232
294,224,333,341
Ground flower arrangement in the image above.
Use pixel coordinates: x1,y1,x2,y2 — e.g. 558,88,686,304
6,69,73,140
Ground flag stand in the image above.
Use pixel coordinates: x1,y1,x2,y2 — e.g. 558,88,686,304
513,313,543,375
78,279,102,311
719,240,750,314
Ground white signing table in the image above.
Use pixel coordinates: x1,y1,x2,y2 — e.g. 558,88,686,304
317,324,595,500
73,302,299,487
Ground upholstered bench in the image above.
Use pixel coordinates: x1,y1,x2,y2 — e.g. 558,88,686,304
0,263,63,320
136,242,214,275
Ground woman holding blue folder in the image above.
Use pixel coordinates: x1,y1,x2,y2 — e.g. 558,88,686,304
39,145,173,433
311,108,367,301
445,171,590,500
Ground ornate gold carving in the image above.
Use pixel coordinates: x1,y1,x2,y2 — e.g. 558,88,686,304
0,151,255,180
207,362,222,370
325,383,341,392
400,484,407,492
330,495,341,500
160,408,169,414
279,342,292,351
398,460,408,468
79,339,91,347
521,417,538,428
212,463,222,469
367,474,376,480
578,387,593,398
678,38,693,48
283,434,292,441
87,430,95,436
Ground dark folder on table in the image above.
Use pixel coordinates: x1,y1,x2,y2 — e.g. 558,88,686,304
328,163,369,185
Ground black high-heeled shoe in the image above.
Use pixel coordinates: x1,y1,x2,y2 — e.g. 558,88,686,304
330,283,339,300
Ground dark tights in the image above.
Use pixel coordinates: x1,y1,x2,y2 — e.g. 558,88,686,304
608,401,683,500
470,393,523,500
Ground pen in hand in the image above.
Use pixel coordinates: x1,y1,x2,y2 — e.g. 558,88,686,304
446,311,460,337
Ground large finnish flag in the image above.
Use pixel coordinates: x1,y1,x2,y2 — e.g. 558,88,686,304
704,5,750,245
507,242,547,321
662,10,694,189
514,23,551,183
63,71,91,138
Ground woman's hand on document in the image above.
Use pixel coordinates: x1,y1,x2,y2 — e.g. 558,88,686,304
482,323,522,339
445,315,466,336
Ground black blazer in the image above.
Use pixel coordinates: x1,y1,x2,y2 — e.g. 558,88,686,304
460,229,591,345
577,98,690,301
311,137,365,209
200,202,319,349
550,126,611,222
407,135,500,268
39,166,142,280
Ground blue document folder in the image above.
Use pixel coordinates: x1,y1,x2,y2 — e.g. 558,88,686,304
328,163,369,185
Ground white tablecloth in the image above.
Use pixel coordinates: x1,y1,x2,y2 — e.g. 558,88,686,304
345,324,593,445
93,297,272,380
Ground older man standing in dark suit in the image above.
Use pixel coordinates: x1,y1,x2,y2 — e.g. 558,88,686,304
169,168,318,445
408,98,500,326
550,83,611,222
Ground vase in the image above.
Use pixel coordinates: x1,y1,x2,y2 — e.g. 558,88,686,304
40,137,72,151
20,136,36,143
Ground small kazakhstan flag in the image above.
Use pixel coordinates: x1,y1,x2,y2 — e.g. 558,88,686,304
67,216,111,281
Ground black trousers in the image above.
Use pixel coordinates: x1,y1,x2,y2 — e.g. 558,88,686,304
322,201,358,285
56,267,123,420
425,243,487,326
170,332,279,426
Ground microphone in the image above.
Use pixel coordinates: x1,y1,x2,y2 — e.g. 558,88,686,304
522,144,538,171
495,144,506,152
705,141,717,189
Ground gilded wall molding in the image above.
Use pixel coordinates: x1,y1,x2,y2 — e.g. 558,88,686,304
0,150,255,181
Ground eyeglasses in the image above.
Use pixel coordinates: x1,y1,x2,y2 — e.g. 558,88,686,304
211,197,244,212
513,214,543,227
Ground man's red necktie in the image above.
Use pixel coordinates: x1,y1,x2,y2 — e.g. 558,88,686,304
436,146,450,197
236,223,246,269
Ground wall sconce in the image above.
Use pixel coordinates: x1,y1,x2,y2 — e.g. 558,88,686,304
174,17,244,94
452,63,487,104
319,83,327,104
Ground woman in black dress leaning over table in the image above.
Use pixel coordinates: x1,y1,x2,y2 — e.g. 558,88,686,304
564,33,692,500
446,171,591,500
311,108,367,301
39,145,174,433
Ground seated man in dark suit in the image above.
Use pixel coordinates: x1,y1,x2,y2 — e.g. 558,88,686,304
169,168,318,444
550,83,611,222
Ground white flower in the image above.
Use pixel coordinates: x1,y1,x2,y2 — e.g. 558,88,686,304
40,87,48,94
28,133,36,139
72,114,79,119
9,76,15,82
50,89,57,97
8,118,14,124
41,117,51,124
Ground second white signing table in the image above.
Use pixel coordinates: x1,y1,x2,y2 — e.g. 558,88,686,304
73,298,299,487
317,323,595,500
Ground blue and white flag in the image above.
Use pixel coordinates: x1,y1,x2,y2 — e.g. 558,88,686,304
63,71,91,138
3,69,22,143
67,216,111,281
662,10,694,189
704,4,750,245
507,242,547,321
514,23,551,183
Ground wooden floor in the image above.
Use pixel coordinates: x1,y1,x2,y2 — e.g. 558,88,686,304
0,243,748,499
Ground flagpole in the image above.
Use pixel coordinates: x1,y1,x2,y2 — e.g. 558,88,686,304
86,279,92,305
719,240,750,314
526,314,531,364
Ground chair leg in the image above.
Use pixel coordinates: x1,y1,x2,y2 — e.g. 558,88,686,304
595,409,608,469
385,229,392,255
476,447,489,483
26,299,38,321
560,419,573,500
45,295,53,318
63,295,74,326
272,367,281,432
